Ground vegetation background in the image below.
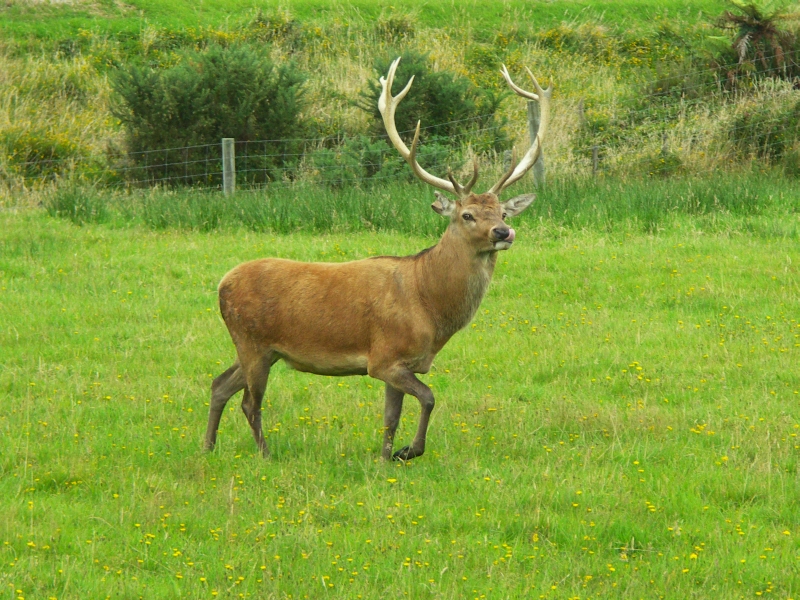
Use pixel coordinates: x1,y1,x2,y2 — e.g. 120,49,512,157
1,1,800,599
2,0,800,198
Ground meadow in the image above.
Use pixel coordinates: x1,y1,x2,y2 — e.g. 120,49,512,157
0,0,727,42
2,181,800,597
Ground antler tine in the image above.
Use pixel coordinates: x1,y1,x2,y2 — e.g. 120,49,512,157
490,147,518,194
500,64,539,101
487,65,552,196
379,57,470,198
447,171,465,197
448,158,479,196
462,158,479,195
407,121,450,192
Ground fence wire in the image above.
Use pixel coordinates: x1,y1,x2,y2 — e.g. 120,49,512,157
5,52,800,191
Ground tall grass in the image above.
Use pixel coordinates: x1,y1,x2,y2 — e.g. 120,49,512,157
42,170,800,236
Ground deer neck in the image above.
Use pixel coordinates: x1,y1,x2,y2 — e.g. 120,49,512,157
415,228,498,343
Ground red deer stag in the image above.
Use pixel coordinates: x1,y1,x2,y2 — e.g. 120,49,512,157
204,58,551,461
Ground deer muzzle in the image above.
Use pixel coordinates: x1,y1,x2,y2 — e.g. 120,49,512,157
493,227,516,249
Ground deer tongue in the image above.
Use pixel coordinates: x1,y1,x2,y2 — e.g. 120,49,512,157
506,228,516,243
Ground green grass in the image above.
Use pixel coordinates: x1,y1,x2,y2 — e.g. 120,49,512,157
2,205,800,598
0,0,727,44
40,171,800,237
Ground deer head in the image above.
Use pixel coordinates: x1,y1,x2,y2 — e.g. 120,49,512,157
378,57,552,252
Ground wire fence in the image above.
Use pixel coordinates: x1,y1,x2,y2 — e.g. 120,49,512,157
5,50,800,192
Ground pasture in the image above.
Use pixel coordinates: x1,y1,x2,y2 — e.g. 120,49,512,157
2,201,799,598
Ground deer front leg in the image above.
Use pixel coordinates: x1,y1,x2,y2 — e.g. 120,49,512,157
382,384,404,460
374,367,435,461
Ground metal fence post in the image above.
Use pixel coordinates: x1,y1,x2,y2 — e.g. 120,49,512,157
222,138,235,196
527,100,545,187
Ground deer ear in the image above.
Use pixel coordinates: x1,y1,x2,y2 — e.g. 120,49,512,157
431,192,457,217
502,193,536,217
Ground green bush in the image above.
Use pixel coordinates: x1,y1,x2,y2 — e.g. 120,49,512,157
781,142,800,176
638,149,685,178
374,9,417,43
111,43,307,186
244,9,305,50
729,99,800,161
1,126,80,181
305,135,419,188
357,51,508,159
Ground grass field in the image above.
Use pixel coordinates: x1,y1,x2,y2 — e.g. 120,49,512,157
0,0,727,42
2,201,800,598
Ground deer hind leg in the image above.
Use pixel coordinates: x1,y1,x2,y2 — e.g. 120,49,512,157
374,367,435,462
382,384,405,461
204,362,246,452
241,353,275,458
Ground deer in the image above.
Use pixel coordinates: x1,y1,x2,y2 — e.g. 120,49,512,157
203,57,551,461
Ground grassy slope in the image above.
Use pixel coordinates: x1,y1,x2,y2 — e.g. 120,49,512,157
0,0,727,41
1,210,799,598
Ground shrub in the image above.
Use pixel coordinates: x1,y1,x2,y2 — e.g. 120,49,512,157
536,23,618,61
357,52,508,157
780,142,800,176
1,126,80,180
638,149,685,178
374,9,417,43
711,0,800,86
729,98,800,160
244,8,305,50
111,43,306,186
305,136,410,188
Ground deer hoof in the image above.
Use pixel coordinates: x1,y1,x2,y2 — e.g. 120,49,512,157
392,446,412,461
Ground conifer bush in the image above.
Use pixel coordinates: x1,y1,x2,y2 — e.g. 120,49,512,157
111,43,306,186
357,52,508,159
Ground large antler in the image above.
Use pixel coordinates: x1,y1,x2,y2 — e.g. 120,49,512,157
486,65,552,195
379,57,478,199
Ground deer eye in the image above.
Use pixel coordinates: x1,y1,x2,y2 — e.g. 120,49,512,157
462,213,474,221
502,212,508,220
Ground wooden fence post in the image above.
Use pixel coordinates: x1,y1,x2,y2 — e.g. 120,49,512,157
527,100,545,187
222,138,235,196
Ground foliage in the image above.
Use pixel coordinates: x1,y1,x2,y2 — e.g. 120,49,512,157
39,171,800,234
0,125,80,180
713,0,800,83
374,8,418,43
643,58,713,101
637,148,686,178
728,98,800,160
111,43,307,185
781,141,800,176
536,23,620,62
305,136,408,188
357,51,509,159
42,183,109,224
243,8,305,50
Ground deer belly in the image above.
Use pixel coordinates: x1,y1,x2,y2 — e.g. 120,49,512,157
280,351,369,376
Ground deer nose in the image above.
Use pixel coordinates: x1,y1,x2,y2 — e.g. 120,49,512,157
492,226,510,240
